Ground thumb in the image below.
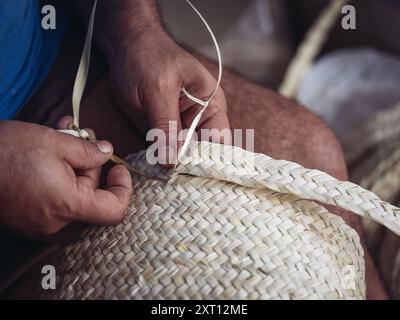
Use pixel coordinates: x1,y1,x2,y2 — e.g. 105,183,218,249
146,89,182,166
55,131,114,170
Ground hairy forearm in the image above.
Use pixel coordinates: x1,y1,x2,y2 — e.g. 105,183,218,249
73,0,166,62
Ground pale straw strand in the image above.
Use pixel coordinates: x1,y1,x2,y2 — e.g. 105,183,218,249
177,0,223,164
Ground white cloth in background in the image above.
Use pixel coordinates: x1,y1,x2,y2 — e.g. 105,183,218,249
298,48,400,140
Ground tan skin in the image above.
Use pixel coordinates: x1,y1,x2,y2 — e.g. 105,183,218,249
0,0,387,298
0,0,229,236
0,120,132,236
76,0,231,151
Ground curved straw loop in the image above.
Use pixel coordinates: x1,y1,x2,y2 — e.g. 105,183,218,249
177,0,224,164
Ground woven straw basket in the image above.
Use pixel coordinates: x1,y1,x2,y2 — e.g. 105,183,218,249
24,141,400,300
16,0,398,300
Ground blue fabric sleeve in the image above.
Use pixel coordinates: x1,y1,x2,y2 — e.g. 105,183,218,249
0,0,67,120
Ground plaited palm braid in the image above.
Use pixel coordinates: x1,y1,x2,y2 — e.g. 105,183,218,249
30,141,400,299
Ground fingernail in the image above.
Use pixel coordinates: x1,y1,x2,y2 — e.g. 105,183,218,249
95,141,113,154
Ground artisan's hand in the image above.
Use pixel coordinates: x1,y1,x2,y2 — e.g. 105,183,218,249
109,31,231,164
73,0,230,164
0,119,132,236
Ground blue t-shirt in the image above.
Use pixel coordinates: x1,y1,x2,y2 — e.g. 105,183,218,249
0,0,67,120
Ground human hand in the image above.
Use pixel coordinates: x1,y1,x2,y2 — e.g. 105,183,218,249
0,119,132,236
108,31,231,165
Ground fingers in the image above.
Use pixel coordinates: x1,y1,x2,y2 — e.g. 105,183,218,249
75,129,102,187
75,164,133,225
56,115,74,130
145,60,231,167
179,61,221,113
104,164,133,212
180,64,231,144
54,130,113,170
56,117,132,226
196,107,232,145
146,83,182,167
56,117,102,186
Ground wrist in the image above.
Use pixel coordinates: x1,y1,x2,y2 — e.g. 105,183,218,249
109,27,177,72
110,25,168,61
93,0,167,63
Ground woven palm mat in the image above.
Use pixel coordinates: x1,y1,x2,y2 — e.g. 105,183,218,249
16,140,400,299
345,103,400,299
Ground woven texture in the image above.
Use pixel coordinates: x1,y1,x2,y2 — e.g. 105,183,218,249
9,0,400,300
345,103,400,299
26,141,400,300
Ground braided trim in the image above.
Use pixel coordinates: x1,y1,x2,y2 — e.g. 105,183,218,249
170,141,400,236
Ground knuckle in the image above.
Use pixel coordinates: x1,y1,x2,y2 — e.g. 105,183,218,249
149,116,173,131
145,68,177,92
42,126,58,141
